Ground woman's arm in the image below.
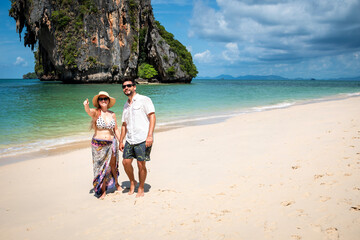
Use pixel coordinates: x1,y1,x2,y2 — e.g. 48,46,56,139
83,98,96,117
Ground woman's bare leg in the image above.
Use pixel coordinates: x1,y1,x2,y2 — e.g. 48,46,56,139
110,154,122,191
100,177,107,199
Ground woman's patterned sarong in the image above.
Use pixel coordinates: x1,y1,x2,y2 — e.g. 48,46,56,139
91,137,119,196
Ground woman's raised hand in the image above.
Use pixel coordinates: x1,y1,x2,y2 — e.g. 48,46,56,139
83,98,89,106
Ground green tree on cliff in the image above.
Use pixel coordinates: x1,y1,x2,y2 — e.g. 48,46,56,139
138,63,158,79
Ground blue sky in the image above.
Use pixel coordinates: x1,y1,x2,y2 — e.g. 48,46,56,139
1,0,360,79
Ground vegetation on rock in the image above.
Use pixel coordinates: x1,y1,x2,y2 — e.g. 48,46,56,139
166,66,176,77
154,20,198,78
138,63,158,79
34,49,44,77
138,27,148,64
50,0,98,69
129,0,138,30
23,72,38,79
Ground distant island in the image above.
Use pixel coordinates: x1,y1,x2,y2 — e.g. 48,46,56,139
22,72,38,79
195,75,360,81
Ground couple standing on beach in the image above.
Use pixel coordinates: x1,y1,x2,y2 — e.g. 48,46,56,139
83,79,156,199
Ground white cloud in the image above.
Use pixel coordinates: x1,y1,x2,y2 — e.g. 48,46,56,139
222,42,239,63
14,56,28,66
190,0,360,63
194,50,213,63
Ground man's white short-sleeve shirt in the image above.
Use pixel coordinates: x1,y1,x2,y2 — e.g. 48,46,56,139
122,93,155,144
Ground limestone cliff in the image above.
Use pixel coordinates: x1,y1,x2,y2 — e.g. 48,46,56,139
9,0,197,83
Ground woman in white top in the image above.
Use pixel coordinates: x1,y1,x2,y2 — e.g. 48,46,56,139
83,91,121,199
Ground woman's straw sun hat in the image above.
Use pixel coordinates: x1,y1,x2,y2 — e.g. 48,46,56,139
92,91,116,108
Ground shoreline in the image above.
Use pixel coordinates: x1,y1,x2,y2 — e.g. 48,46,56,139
0,94,359,239
1,93,360,165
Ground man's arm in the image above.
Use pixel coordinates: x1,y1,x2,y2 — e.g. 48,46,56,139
119,122,127,152
145,112,156,147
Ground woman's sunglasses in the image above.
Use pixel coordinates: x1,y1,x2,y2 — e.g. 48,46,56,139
122,84,134,89
98,97,109,101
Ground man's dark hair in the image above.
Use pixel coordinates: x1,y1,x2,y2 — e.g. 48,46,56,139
122,79,136,85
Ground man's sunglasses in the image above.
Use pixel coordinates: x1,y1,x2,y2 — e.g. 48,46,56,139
98,97,109,101
122,84,134,89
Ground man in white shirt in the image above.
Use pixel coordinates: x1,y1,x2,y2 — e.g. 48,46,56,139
119,79,156,197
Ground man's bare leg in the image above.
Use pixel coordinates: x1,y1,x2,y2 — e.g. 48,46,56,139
136,161,147,198
122,158,137,195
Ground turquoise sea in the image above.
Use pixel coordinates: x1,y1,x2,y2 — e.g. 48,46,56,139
1,78,360,158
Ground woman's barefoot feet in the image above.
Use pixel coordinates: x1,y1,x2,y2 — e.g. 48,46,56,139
128,180,138,195
99,191,106,200
116,183,123,191
136,188,145,198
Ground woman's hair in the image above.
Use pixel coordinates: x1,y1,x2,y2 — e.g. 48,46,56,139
90,108,101,130
90,96,106,129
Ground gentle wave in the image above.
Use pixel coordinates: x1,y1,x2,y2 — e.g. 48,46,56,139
252,102,296,111
346,92,360,97
158,101,297,127
0,134,91,158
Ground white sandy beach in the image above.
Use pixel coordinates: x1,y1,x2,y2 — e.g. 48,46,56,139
0,96,359,240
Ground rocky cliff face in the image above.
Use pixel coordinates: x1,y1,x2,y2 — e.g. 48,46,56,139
9,0,197,83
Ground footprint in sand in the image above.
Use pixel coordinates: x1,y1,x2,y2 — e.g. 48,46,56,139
324,227,339,240
291,235,302,240
281,200,295,206
350,205,360,211
314,174,324,180
158,189,177,193
344,173,352,176
320,180,338,186
292,166,300,170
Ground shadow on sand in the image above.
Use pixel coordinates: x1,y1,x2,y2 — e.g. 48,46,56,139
89,181,151,198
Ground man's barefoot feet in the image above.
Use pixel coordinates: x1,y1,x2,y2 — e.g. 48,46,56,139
128,181,137,195
136,188,145,198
